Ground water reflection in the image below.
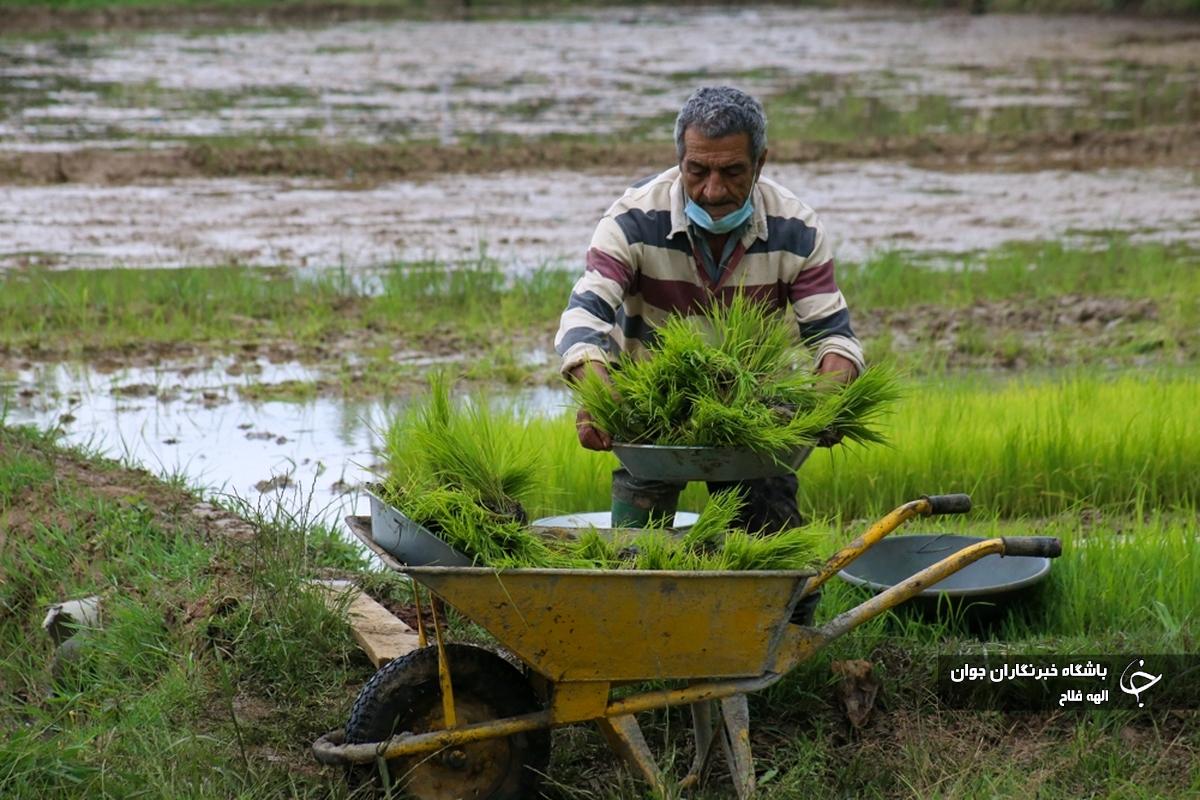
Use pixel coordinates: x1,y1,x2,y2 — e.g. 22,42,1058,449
1,358,570,528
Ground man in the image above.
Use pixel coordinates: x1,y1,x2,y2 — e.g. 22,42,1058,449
554,86,864,533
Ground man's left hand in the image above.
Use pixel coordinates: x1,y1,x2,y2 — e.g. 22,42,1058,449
815,353,857,446
816,353,857,385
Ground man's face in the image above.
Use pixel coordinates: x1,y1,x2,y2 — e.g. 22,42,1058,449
680,127,765,221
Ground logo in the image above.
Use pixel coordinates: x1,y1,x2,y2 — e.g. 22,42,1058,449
1118,658,1162,708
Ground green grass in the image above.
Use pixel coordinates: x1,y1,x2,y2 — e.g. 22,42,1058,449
0,256,574,360
799,368,1200,520
1,239,1193,390
840,238,1200,313
0,424,370,800
427,368,1200,523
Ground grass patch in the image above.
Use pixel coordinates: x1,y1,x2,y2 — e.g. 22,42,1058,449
841,238,1200,312
800,368,1200,520
0,424,371,799
0,239,1193,389
0,256,574,364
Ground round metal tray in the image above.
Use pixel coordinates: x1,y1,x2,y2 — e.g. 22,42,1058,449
611,443,812,482
837,534,1053,602
530,510,699,536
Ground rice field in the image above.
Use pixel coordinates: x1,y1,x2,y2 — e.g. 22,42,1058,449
473,369,1200,523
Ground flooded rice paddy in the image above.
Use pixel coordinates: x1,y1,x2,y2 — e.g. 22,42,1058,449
0,358,571,524
3,162,1198,270
2,8,1198,149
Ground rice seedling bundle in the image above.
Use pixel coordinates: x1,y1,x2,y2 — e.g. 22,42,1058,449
380,388,820,570
378,374,550,565
497,489,822,572
570,293,900,451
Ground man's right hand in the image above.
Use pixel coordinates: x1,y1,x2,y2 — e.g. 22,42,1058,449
576,407,613,451
568,361,615,451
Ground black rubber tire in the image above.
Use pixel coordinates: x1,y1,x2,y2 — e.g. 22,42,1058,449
345,643,549,800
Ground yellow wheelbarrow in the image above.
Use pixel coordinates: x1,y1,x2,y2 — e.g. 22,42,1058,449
313,494,1061,799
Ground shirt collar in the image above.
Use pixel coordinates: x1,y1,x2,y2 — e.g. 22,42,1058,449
669,167,768,245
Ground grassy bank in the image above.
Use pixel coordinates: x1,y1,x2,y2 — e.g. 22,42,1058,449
0,425,369,799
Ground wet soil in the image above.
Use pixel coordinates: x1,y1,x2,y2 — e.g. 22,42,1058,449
3,8,1198,152
4,160,1197,270
857,294,1187,370
3,122,1199,188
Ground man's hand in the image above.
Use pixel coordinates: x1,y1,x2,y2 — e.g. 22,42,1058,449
575,407,613,451
815,353,858,446
816,352,857,385
568,361,614,451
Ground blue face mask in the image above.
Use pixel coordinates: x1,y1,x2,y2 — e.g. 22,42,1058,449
684,183,756,235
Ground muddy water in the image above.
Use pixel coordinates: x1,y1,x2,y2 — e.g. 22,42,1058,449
4,162,1198,270
0,359,571,525
1,8,1197,148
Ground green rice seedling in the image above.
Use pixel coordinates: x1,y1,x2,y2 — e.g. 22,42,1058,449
800,368,1200,519
570,292,900,452
821,363,903,446
381,373,541,519
681,487,746,549
524,490,822,572
397,484,557,568
714,528,822,571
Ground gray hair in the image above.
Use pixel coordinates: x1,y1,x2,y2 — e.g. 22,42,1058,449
674,86,767,162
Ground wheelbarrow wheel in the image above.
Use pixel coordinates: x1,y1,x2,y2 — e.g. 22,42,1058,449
345,643,549,800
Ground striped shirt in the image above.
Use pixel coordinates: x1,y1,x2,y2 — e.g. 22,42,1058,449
555,166,864,377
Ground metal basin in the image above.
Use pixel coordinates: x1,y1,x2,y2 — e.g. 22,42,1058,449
530,511,699,537
365,487,472,567
611,443,812,482
837,534,1053,605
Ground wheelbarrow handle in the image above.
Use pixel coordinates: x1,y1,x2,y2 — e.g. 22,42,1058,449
797,493,972,600
922,494,972,515
1001,536,1062,558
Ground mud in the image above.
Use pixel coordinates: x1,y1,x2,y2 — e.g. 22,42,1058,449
3,121,1198,187
2,8,1198,151
856,294,1185,370
3,161,1197,270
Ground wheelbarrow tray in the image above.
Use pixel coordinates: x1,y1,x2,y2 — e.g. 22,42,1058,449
346,513,812,682
402,565,813,683
837,533,1053,597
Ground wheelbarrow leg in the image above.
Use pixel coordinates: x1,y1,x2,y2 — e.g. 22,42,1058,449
596,714,666,794
718,694,755,800
682,701,719,789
